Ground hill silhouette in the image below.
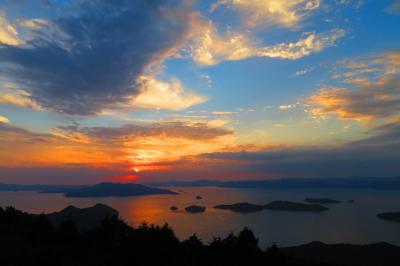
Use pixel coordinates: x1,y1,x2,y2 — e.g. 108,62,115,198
377,212,400,223
46,204,118,230
65,182,177,198
0,205,399,266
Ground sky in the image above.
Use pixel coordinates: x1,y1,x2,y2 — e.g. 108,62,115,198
0,0,399,184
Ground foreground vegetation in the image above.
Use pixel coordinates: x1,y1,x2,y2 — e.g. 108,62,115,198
0,206,398,266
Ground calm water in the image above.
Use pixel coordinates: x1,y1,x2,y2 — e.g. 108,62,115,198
1,187,400,248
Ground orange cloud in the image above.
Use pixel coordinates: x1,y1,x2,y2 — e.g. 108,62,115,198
0,11,20,45
0,121,235,175
306,51,400,122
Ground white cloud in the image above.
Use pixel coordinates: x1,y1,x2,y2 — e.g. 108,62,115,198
211,0,321,28
0,115,9,124
128,75,207,111
279,104,296,110
293,66,315,76
190,23,346,66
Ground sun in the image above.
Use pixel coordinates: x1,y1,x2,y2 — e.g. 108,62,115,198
132,167,140,173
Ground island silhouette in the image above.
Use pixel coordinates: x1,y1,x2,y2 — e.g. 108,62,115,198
185,205,206,213
304,198,341,204
65,182,177,198
214,201,329,213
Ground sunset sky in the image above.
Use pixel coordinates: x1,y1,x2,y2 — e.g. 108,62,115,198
0,0,399,184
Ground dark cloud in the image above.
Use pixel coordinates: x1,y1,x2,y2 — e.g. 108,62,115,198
350,119,400,147
0,0,196,115
0,165,129,184
197,121,400,178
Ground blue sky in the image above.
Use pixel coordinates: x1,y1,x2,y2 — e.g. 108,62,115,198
0,0,399,183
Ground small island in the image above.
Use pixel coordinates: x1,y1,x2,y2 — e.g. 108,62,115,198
304,198,341,204
264,201,329,212
185,205,206,213
377,212,400,223
65,182,177,198
214,202,265,213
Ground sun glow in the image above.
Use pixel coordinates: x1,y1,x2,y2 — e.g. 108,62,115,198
132,167,140,173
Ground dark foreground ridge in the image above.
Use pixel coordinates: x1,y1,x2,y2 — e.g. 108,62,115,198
215,201,329,213
0,205,399,266
65,182,177,198
377,212,400,223
282,241,400,266
47,204,119,230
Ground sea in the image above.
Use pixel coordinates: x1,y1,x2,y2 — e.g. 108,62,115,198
1,186,400,248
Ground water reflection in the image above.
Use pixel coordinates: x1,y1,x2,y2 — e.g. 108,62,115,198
1,187,400,247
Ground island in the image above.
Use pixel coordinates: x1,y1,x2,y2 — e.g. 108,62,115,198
304,198,341,204
264,201,329,212
185,205,206,213
46,203,118,230
214,201,329,213
64,182,177,198
377,212,400,223
214,202,265,213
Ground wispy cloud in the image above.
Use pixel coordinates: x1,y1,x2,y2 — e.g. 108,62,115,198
55,121,233,143
0,85,43,110
386,0,400,14
306,51,400,122
212,111,240,115
0,119,234,171
190,23,346,66
279,104,297,110
0,10,20,45
137,119,400,181
211,0,321,28
293,67,315,77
